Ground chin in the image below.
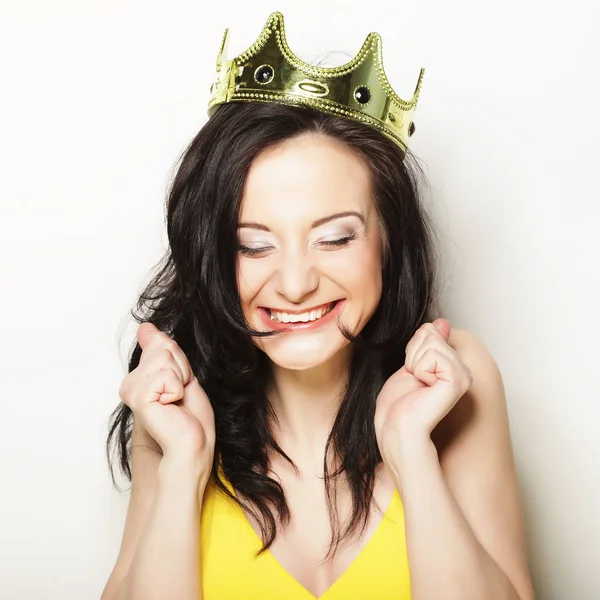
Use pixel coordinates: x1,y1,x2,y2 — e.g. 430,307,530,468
258,333,351,371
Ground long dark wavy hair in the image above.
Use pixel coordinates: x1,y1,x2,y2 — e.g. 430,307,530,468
106,101,442,561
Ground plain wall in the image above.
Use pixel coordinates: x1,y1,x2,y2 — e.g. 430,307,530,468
1,0,598,598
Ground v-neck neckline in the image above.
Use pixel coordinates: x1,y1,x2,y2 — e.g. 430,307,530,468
230,484,399,599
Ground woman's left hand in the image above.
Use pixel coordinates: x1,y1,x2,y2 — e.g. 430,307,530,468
374,318,474,465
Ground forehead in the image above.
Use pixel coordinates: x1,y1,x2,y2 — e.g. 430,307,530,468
239,134,373,223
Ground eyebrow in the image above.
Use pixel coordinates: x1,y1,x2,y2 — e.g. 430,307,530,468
237,211,366,231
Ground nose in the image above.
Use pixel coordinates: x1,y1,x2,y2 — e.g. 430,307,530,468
272,247,319,304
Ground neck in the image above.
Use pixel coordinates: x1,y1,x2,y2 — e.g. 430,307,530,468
266,346,352,474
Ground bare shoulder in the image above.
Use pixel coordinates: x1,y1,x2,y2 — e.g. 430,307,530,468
448,326,500,381
432,327,536,600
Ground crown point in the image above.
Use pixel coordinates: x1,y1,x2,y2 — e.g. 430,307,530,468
269,11,285,27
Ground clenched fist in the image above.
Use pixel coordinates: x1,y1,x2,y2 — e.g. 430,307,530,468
119,322,215,475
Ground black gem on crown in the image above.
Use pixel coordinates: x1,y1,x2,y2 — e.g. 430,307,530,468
254,65,275,84
354,86,371,104
408,121,416,137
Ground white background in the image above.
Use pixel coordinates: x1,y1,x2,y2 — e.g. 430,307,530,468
1,0,599,598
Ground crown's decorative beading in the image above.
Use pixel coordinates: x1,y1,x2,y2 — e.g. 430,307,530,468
207,11,425,154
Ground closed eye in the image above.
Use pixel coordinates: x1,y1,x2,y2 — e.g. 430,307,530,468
238,245,272,257
238,232,358,257
319,232,357,247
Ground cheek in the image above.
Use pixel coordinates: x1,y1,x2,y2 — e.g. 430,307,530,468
354,249,382,300
323,242,382,294
236,258,271,308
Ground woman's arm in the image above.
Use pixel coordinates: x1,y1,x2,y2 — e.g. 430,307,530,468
392,330,535,600
101,421,208,600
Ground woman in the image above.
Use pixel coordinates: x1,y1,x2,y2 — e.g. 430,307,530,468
101,12,535,600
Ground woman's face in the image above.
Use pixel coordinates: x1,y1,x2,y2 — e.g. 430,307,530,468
236,133,384,370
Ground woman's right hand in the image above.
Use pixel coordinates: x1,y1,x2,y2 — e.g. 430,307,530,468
119,322,215,475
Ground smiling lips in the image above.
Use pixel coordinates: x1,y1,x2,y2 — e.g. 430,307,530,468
258,300,343,330
266,301,337,323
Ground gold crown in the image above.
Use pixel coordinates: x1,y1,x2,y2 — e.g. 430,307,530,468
207,11,425,153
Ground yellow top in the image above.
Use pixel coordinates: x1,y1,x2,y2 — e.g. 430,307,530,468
199,472,412,599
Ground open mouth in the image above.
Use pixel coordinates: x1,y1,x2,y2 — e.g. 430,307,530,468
264,300,339,324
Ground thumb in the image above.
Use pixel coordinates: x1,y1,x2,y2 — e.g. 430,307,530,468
432,317,451,342
137,322,160,350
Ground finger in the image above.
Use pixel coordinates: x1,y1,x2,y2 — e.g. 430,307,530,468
155,368,186,404
413,348,453,387
138,347,185,383
137,322,161,350
408,332,433,373
123,368,184,411
405,323,442,372
404,326,429,372
137,327,192,386
413,348,471,398
411,332,455,374
138,322,174,354
161,338,193,386
432,318,451,342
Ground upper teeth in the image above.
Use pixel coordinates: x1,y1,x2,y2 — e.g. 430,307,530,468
269,303,334,323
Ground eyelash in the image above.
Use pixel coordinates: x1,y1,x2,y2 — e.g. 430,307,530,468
238,232,357,256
